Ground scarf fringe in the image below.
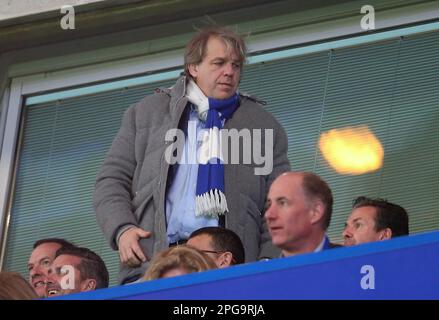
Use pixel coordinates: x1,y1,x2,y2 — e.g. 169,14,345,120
195,189,229,217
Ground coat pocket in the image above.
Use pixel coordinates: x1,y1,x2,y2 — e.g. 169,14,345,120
132,178,157,222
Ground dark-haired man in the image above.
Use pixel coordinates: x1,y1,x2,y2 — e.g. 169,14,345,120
46,246,109,297
27,238,75,297
343,196,409,246
187,227,245,268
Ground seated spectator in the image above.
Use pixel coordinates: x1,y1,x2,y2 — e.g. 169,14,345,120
46,246,109,297
0,271,38,300
28,238,75,297
343,196,409,246
143,245,217,280
187,227,245,268
265,172,340,257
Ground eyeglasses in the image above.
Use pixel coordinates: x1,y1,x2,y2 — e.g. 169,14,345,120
200,250,237,264
200,250,224,255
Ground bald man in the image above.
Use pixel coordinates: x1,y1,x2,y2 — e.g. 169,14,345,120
265,172,340,257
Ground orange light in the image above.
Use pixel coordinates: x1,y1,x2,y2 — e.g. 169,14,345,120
319,126,384,175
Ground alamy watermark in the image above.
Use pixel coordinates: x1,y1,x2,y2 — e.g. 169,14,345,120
164,121,274,175
60,5,75,30
360,264,375,290
360,5,375,30
59,264,75,289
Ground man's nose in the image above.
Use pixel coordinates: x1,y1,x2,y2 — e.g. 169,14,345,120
30,265,43,277
223,63,235,76
265,205,276,221
342,226,352,239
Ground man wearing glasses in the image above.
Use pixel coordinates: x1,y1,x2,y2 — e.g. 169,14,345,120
187,227,245,268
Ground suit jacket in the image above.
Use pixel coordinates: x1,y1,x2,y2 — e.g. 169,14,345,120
93,76,290,283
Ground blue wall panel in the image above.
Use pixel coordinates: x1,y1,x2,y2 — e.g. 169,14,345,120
56,231,439,300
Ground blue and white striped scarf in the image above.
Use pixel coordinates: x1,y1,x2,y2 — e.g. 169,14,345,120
185,80,239,217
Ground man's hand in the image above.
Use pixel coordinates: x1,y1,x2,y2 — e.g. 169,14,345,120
119,227,151,268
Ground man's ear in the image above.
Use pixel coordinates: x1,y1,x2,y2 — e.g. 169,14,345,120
217,252,233,268
188,64,198,79
80,279,97,292
310,200,325,225
379,228,392,240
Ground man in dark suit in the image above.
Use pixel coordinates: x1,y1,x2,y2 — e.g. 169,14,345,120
265,171,340,257
343,196,409,246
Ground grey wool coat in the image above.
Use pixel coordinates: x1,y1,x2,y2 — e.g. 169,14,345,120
93,76,290,283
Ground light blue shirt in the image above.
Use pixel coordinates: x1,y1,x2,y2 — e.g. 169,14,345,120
165,106,218,243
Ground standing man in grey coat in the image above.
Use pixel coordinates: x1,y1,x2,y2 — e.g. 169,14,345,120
93,26,290,284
